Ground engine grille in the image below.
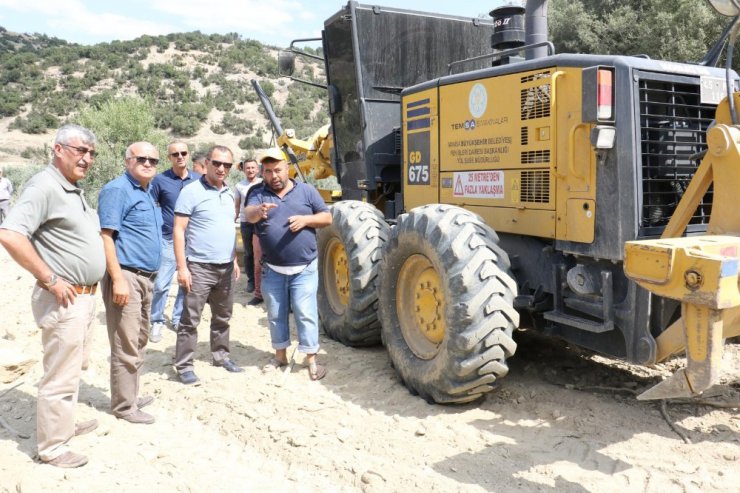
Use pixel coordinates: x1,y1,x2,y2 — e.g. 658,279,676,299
637,73,714,237
521,170,550,203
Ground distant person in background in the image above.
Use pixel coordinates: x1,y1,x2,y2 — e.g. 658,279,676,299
173,145,243,385
192,153,207,175
0,168,13,222
98,142,163,425
234,158,262,299
148,141,201,343
0,124,104,468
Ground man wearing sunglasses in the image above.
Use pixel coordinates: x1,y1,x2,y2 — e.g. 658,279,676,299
148,141,201,344
0,124,105,468
172,145,243,385
98,142,163,425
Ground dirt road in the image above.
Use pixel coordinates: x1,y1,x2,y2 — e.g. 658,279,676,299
1,246,738,493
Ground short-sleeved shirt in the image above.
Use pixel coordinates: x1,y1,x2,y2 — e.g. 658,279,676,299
0,176,12,201
149,168,201,240
235,177,262,222
98,172,163,272
247,180,329,267
0,164,105,285
174,176,236,264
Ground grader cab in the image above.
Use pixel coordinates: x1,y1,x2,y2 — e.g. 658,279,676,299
272,0,740,404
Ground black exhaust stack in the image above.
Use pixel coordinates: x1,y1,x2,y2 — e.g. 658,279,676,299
524,0,549,59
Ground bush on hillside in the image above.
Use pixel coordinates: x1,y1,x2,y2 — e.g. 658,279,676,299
75,96,168,208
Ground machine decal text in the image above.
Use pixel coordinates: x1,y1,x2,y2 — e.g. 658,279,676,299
453,171,505,199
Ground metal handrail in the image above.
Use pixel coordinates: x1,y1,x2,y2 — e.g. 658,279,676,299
447,41,556,74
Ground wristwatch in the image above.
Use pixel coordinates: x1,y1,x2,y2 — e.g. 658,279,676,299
43,273,58,289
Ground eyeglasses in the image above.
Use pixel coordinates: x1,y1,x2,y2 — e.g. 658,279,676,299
170,151,188,158
61,144,96,158
210,160,233,170
129,156,160,166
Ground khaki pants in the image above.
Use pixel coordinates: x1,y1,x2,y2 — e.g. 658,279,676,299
31,285,97,461
101,270,153,417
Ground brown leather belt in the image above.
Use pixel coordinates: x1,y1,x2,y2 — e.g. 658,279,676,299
37,281,97,295
73,284,97,295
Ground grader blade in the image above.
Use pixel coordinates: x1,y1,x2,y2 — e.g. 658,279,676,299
636,304,726,400
624,236,740,400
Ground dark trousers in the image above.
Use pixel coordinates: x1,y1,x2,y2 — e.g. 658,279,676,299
174,261,235,373
240,221,255,284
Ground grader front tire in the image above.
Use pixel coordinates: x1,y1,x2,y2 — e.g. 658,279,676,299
378,204,519,404
317,200,389,346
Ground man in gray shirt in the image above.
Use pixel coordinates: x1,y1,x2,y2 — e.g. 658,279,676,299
0,124,106,468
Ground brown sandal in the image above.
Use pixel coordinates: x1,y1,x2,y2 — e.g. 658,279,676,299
262,357,288,373
308,363,327,381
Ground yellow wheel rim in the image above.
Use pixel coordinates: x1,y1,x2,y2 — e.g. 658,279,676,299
396,254,446,360
323,237,350,314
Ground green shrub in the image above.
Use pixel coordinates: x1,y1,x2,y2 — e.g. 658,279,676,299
75,96,168,208
238,135,266,150
20,144,51,161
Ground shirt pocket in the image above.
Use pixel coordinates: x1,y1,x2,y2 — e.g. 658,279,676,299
125,201,155,230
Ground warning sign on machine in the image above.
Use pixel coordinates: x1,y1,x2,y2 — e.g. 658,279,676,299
452,171,505,199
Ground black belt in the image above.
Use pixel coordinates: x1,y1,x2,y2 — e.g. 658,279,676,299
120,265,157,280
188,261,233,268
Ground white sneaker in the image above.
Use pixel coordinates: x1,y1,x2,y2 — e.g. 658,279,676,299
150,322,165,343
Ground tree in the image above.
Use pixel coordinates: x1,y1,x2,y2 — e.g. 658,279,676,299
549,0,725,64
75,96,168,208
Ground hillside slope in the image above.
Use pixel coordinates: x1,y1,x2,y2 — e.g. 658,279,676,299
0,28,326,167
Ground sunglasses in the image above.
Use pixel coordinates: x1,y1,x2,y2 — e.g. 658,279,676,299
62,144,96,158
210,160,233,170
170,151,188,158
130,156,160,166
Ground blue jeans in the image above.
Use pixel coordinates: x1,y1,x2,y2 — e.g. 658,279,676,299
262,259,320,354
150,238,184,326
239,221,255,284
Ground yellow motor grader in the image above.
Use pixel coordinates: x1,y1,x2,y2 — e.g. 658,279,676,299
272,0,740,404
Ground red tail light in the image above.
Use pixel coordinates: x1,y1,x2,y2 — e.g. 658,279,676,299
597,68,614,121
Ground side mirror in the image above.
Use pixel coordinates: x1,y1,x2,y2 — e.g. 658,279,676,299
708,0,740,16
278,51,296,76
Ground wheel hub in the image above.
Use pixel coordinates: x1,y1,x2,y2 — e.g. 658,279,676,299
397,254,446,359
324,238,350,313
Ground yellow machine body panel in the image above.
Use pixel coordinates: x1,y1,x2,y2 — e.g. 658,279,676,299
403,67,597,243
402,88,440,209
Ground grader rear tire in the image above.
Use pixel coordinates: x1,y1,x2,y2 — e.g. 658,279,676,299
317,200,389,346
378,204,519,403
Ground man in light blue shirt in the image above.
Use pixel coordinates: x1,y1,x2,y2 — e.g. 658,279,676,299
172,145,242,384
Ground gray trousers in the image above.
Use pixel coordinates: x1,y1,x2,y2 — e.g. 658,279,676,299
101,270,153,417
174,261,235,374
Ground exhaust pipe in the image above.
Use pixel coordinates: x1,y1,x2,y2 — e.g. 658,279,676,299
525,0,549,59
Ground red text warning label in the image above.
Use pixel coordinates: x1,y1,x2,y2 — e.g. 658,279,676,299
452,171,505,199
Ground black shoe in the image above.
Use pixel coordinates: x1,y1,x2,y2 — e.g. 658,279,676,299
246,280,255,293
247,297,263,306
179,371,199,385
214,358,244,373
